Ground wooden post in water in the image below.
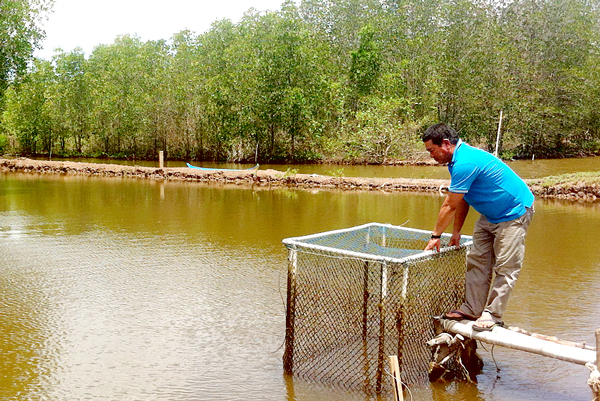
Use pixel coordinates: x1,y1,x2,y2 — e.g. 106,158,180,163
159,151,164,168
388,355,404,401
283,249,298,375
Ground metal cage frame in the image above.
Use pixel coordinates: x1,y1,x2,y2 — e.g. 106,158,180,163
282,223,473,393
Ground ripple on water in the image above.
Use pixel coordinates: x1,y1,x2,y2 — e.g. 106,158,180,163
0,227,286,400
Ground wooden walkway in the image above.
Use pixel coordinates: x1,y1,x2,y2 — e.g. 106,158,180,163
437,319,596,365
427,319,599,399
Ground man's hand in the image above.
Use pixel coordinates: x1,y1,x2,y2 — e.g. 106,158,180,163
448,232,462,248
425,237,441,252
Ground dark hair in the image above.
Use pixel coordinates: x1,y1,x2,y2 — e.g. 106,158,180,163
422,123,459,146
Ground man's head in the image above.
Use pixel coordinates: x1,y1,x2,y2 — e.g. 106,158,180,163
422,123,459,164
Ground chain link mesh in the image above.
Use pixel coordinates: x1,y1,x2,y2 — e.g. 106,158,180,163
282,223,472,395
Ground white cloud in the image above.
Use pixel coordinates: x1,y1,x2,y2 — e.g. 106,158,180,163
35,0,288,59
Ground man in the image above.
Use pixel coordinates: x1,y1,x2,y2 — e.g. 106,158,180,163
422,123,534,331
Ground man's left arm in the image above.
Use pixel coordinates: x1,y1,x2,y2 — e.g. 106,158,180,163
425,192,466,252
449,197,469,247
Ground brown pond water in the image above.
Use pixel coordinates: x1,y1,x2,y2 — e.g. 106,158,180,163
0,170,598,400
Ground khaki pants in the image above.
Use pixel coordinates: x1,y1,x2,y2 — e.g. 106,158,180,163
460,207,534,321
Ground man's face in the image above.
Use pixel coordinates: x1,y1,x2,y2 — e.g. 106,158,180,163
424,139,453,164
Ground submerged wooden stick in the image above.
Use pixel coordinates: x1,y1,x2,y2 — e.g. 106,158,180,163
388,355,404,401
596,329,600,368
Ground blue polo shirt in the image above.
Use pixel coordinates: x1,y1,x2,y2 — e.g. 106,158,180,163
448,140,534,223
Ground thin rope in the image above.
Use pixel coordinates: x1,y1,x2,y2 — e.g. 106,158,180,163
383,368,414,401
270,264,288,354
478,341,501,373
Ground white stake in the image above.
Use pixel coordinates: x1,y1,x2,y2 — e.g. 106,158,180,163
494,110,503,157
388,355,404,401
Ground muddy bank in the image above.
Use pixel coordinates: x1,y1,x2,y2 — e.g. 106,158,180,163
0,158,597,201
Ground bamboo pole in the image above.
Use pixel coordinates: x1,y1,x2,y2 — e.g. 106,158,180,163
362,261,371,390
375,262,388,393
510,326,596,350
494,110,503,157
388,355,404,401
438,319,596,366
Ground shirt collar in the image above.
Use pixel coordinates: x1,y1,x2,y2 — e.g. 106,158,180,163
449,139,463,168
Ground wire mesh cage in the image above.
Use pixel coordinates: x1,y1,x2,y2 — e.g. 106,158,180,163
282,223,472,395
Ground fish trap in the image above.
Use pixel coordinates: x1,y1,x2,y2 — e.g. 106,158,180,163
282,223,472,394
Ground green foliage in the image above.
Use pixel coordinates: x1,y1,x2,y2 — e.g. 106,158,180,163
48,48,90,154
0,134,8,154
0,0,53,98
1,60,53,155
349,25,382,99
537,171,600,187
3,0,600,162
335,97,422,163
283,167,299,178
326,167,345,178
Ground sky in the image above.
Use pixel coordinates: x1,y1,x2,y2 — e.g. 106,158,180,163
34,0,289,60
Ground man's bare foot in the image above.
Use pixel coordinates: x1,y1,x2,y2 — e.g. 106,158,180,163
473,311,504,331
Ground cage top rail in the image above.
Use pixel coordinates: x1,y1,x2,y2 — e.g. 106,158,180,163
282,222,473,264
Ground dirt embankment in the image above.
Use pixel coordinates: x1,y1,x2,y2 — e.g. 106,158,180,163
526,181,600,201
0,158,597,201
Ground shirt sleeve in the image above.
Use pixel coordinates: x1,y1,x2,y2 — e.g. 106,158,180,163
449,163,479,194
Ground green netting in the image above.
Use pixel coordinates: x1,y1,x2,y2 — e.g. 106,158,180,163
282,223,472,395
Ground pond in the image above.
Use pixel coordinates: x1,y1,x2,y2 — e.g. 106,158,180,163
0,170,598,400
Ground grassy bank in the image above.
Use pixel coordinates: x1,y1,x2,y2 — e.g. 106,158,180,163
528,172,600,200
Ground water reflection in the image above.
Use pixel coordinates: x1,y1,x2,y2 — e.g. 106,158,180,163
0,172,598,400
0,250,50,398
430,381,485,401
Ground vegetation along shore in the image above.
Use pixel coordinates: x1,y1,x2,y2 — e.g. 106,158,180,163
2,0,600,165
2,158,600,201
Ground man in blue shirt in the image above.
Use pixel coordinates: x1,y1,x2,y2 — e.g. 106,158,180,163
422,123,534,331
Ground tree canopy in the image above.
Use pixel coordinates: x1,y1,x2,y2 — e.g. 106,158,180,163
2,0,599,162
0,0,53,97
